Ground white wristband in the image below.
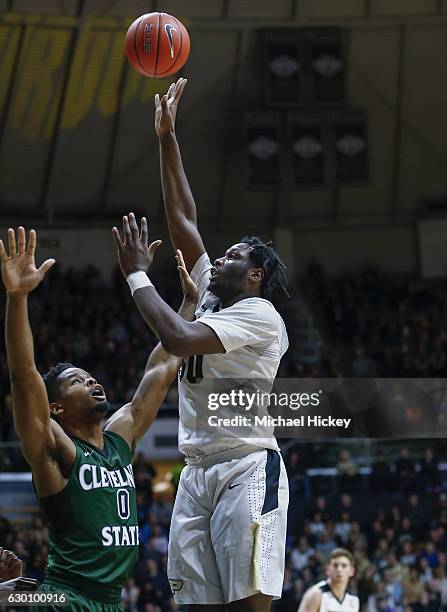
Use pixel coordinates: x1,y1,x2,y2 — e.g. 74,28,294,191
126,271,153,296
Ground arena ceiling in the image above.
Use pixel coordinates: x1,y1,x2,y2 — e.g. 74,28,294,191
0,0,447,232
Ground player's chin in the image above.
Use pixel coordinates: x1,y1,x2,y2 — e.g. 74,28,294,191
92,398,110,413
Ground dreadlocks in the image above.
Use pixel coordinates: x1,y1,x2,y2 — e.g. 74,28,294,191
240,236,289,301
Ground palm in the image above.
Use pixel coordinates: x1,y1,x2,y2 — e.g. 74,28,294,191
154,77,186,136
155,98,176,135
0,228,55,294
176,249,198,303
2,255,43,293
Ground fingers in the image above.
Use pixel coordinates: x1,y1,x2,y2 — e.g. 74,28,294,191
8,228,16,258
167,82,175,100
176,249,187,271
112,227,124,253
161,94,168,113
27,229,36,257
38,259,55,277
128,212,140,241
0,240,7,263
140,217,148,247
154,93,160,109
122,215,132,244
175,77,187,102
148,239,162,258
17,226,26,255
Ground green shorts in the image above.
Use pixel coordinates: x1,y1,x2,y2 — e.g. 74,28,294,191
30,581,123,612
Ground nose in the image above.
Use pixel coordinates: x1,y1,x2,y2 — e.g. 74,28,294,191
213,257,223,268
86,377,96,387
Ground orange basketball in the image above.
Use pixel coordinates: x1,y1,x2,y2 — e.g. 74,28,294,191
125,13,190,78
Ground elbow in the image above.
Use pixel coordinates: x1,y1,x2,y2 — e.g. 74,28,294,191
160,323,192,357
161,339,188,357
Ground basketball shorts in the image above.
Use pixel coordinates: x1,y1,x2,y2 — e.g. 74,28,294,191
30,581,123,612
167,447,289,604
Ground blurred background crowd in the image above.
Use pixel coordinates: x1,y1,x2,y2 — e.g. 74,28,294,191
2,261,447,449
2,442,447,611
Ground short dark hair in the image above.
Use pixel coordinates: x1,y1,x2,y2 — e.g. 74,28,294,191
240,236,289,301
43,362,75,404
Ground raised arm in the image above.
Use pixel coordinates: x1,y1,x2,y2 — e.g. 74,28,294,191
105,250,201,447
1,228,73,496
155,78,205,271
112,215,224,358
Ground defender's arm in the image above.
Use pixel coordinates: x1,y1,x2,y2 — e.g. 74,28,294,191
106,252,202,446
1,229,75,497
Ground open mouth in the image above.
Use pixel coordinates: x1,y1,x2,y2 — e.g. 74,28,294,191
91,385,106,401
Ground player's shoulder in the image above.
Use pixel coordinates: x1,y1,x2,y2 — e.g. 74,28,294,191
231,297,282,319
315,579,329,593
302,583,324,606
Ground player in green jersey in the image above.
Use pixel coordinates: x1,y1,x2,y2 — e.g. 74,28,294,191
0,226,197,611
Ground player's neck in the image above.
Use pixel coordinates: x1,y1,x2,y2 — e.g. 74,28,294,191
221,290,260,309
63,423,104,449
328,580,348,601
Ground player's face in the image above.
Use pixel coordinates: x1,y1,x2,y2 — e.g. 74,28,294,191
54,368,109,419
209,243,258,298
326,556,354,585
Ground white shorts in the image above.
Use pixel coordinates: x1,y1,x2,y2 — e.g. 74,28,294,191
167,448,289,604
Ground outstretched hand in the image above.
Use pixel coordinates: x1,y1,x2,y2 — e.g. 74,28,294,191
176,249,197,305
112,213,162,278
0,228,55,295
154,77,187,136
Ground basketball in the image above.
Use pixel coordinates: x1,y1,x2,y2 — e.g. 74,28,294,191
125,13,190,78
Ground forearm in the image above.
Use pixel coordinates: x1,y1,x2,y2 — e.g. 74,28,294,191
133,286,191,353
144,297,196,369
159,130,197,224
5,293,37,379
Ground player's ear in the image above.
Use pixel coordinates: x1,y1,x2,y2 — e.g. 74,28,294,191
49,402,64,418
248,267,264,283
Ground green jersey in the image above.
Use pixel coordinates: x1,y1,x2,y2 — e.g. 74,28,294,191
37,431,139,603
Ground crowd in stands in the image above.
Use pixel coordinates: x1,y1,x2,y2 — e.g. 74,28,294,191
1,444,446,611
301,263,447,378
1,264,447,610
1,262,447,442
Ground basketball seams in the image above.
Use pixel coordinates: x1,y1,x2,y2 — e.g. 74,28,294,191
156,17,187,77
126,12,189,78
134,15,150,77
153,12,162,78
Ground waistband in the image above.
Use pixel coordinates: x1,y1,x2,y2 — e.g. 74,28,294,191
184,444,271,467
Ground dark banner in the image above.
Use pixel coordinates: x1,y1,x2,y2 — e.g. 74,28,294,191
191,378,447,440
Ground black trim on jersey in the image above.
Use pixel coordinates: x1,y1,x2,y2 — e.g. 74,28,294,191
318,580,350,605
261,449,280,515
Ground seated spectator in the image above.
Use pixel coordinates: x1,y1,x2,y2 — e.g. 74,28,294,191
420,448,441,494
290,537,315,572
370,451,393,494
336,449,359,494
403,567,425,605
395,447,417,494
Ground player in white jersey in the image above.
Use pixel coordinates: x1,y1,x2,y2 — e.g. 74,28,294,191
298,549,359,612
112,78,289,610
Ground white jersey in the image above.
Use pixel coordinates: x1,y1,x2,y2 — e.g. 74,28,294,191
316,581,359,612
178,252,289,459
